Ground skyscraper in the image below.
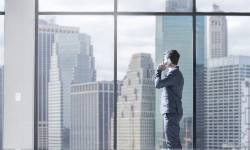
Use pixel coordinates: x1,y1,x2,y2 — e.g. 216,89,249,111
38,19,79,150
48,43,63,150
196,16,206,149
204,56,250,149
156,0,193,147
241,78,250,149
70,81,121,150
208,4,228,59
165,0,192,12
48,33,96,149
117,53,155,150
0,66,3,150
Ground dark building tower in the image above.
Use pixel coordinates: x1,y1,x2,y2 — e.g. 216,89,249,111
196,16,206,149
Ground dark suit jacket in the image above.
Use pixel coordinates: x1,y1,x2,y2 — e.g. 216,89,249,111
155,66,184,114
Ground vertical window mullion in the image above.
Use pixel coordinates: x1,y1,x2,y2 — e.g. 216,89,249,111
113,0,118,149
193,0,197,149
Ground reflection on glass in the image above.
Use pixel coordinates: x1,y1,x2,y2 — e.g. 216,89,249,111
118,0,192,12
37,16,113,150
0,16,4,150
197,0,250,12
196,14,250,149
39,0,113,12
117,15,193,149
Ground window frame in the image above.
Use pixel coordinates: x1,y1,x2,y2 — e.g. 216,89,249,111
34,0,250,149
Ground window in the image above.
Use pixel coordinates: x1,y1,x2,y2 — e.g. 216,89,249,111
197,0,250,12
196,13,250,150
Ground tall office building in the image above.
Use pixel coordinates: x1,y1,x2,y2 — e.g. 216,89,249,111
208,4,228,59
38,19,79,150
70,81,121,150
48,43,63,150
48,33,96,150
196,16,207,149
204,56,250,149
0,66,3,150
156,1,193,148
165,0,192,12
117,53,155,150
241,78,250,149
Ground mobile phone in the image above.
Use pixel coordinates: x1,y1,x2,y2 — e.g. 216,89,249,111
163,59,171,67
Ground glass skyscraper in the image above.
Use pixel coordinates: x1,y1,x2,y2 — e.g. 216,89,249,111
38,19,79,150
48,33,96,150
196,16,206,149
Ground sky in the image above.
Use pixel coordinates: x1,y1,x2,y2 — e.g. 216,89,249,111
1,1,250,80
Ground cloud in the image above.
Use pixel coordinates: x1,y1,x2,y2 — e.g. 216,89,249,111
117,16,155,79
227,16,250,56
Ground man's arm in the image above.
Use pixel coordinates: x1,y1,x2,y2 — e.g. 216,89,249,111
155,70,176,89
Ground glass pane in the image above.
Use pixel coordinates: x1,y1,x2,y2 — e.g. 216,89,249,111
37,16,114,150
197,1,250,12
196,16,250,149
119,0,193,12
117,16,193,149
39,0,113,12
0,16,3,150
0,0,4,11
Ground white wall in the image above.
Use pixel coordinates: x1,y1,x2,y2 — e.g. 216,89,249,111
4,0,35,149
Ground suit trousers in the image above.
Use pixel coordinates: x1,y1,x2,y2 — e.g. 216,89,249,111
163,113,183,149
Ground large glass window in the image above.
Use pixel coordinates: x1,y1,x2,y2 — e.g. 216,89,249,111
37,15,114,150
118,0,192,12
117,15,193,149
34,0,250,150
197,0,250,12
196,15,250,149
39,0,114,12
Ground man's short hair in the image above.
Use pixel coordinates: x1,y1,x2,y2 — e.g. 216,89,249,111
165,49,180,65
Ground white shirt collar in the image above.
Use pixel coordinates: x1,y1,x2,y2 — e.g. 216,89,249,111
168,67,175,72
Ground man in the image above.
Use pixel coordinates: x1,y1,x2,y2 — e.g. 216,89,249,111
155,49,184,149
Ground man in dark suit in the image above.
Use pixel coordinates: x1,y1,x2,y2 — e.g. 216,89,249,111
155,49,184,149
